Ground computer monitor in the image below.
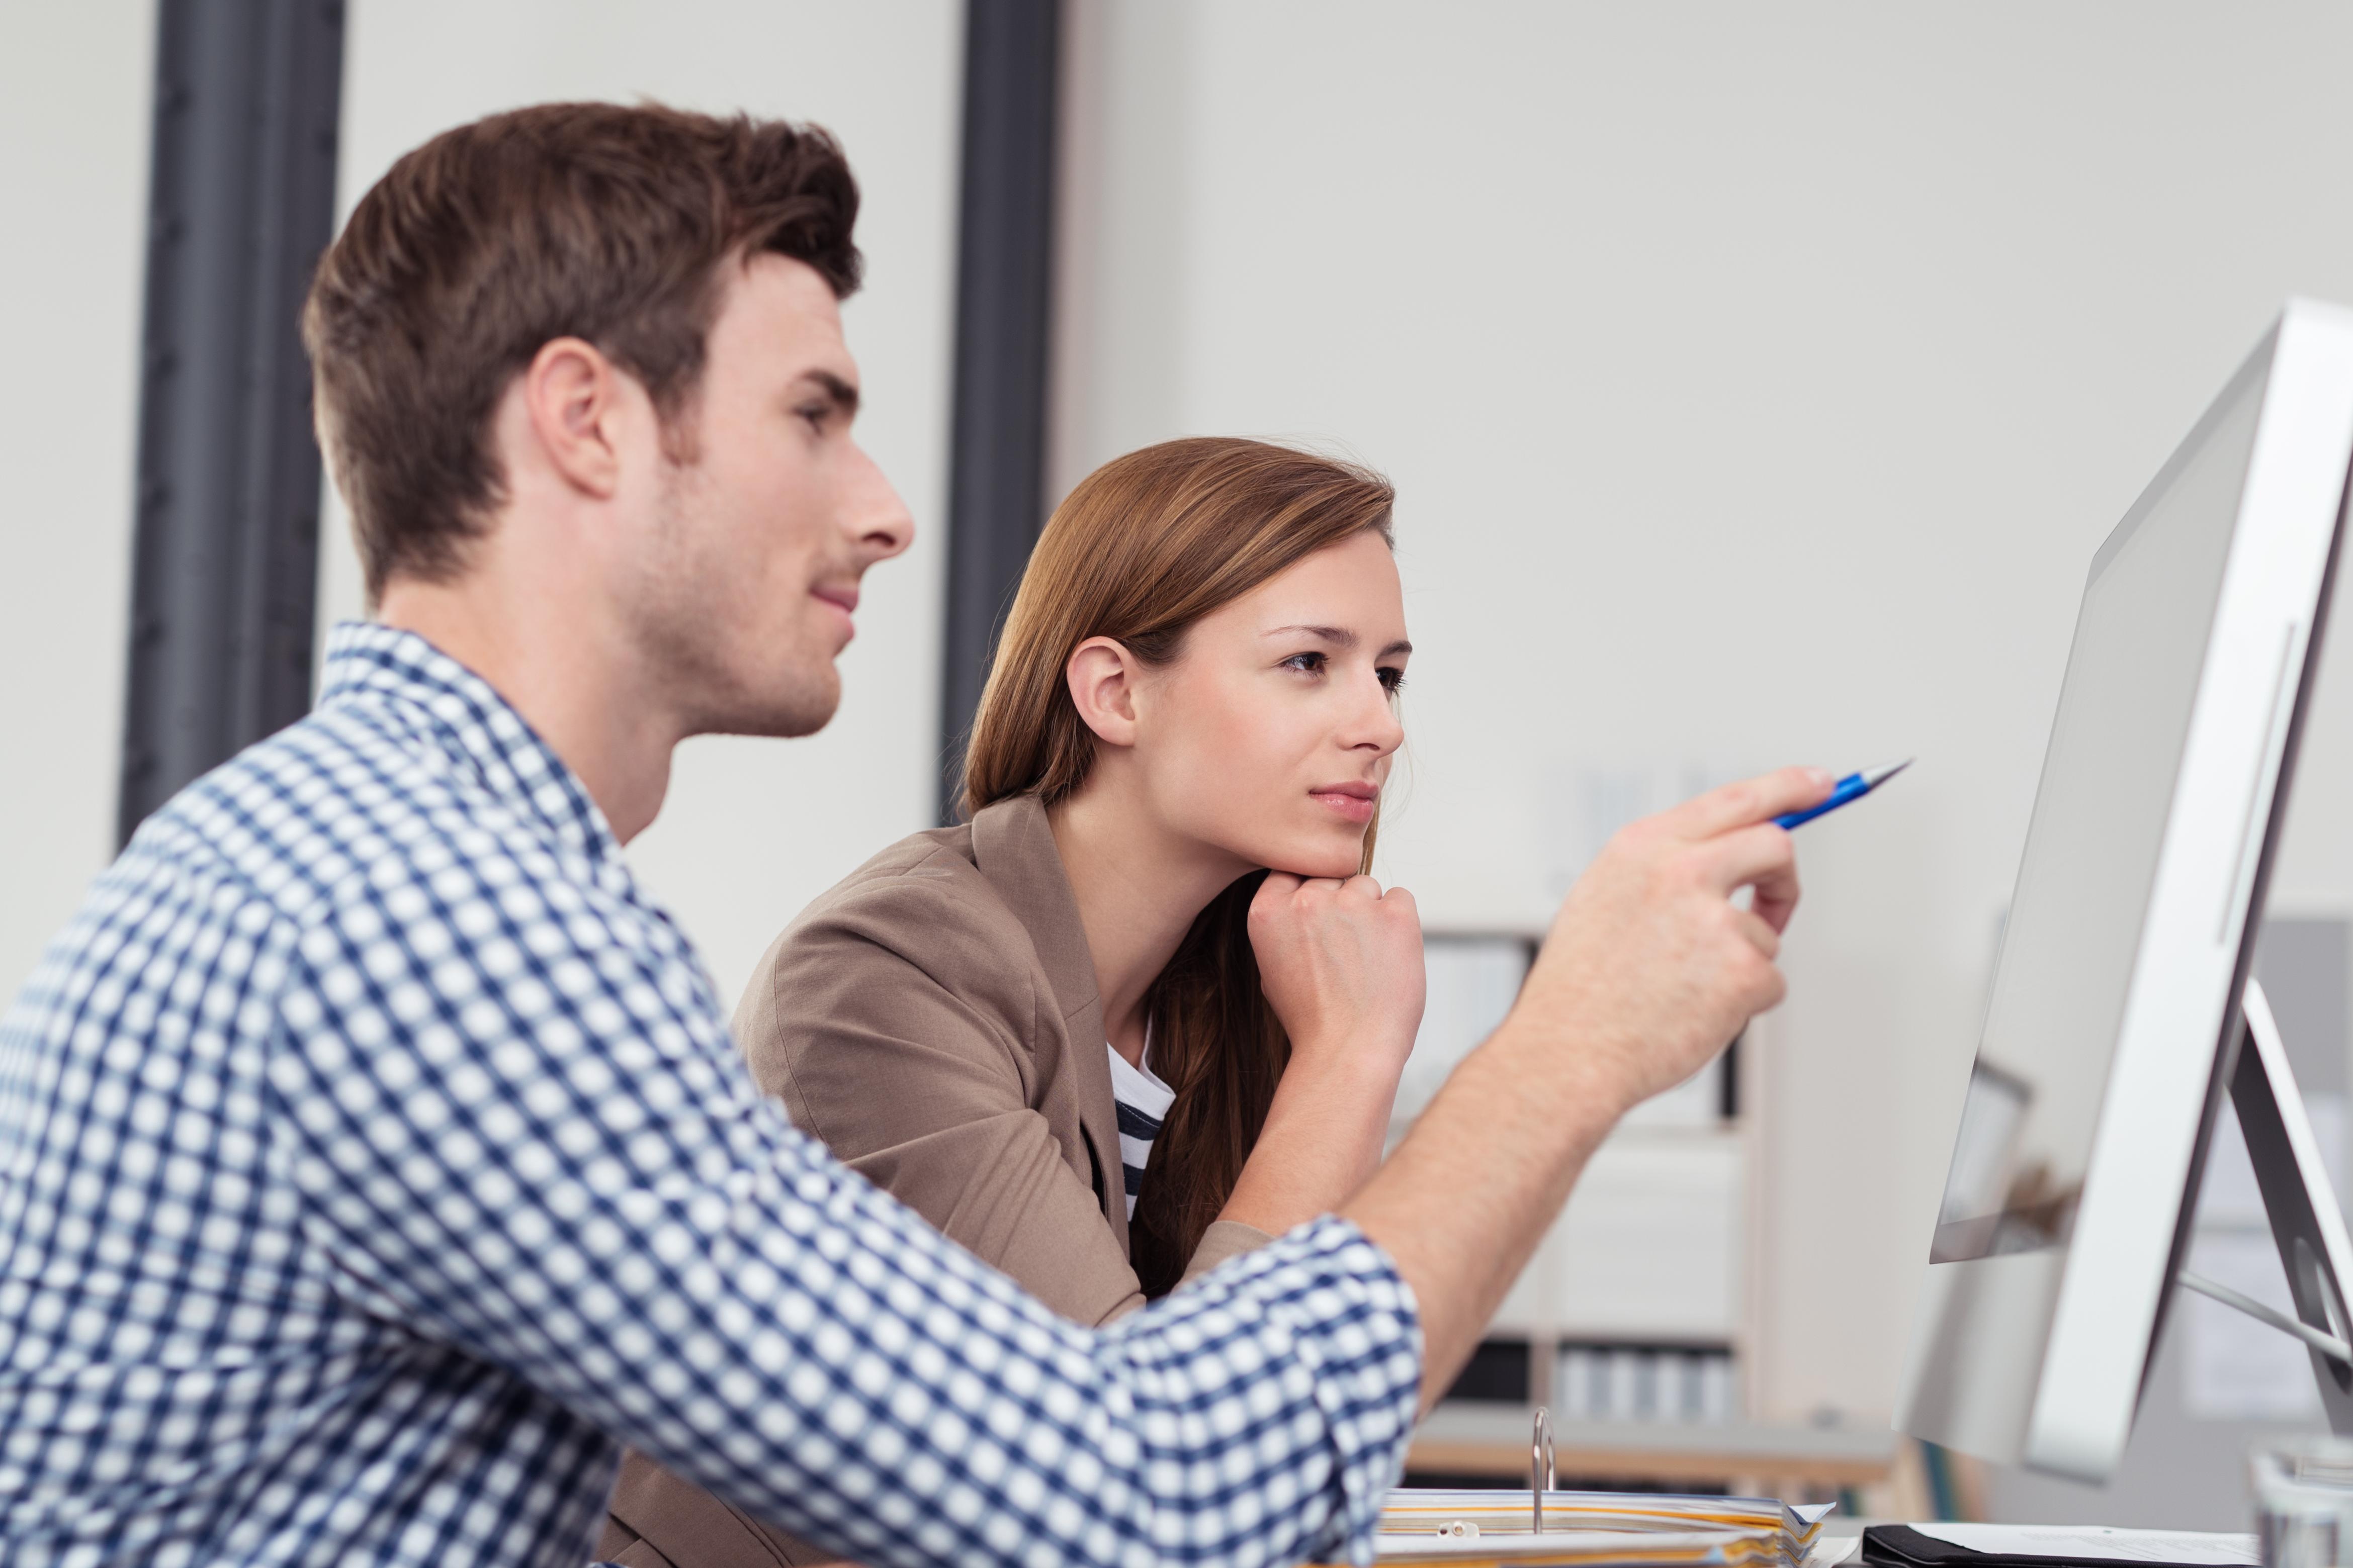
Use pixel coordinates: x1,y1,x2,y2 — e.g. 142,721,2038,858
1897,301,2353,1483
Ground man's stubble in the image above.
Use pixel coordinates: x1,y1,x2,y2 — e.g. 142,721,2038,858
630,455,842,744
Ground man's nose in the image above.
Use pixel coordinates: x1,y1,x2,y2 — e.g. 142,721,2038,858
846,443,915,563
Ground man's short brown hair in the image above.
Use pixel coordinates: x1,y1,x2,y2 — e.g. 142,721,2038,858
302,102,861,601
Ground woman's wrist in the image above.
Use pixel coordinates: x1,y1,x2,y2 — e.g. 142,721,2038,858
1282,1023,1417,1081
1267,1048,1405,1145
1217,1052,1400,1234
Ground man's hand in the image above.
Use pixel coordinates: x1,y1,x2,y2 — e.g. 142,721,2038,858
1513,765,1833,1117
1341,765,1830,1413
1248,873,1426,1073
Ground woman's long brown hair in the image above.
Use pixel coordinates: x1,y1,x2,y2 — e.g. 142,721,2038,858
961,437,1396,1297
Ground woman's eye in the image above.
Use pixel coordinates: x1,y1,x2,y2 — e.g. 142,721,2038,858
797,405,830,434
1378,667,1407,694
1281,652,1327,675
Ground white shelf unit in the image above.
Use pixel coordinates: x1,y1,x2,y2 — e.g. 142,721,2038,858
1403,934,1759,1433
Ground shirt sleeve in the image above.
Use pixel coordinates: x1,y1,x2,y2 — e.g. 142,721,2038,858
268,867,1422,1568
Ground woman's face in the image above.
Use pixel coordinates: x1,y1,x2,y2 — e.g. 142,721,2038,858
1127,530,1410,879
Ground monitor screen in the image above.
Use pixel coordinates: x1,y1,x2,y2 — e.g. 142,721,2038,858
1931,373,2264,1264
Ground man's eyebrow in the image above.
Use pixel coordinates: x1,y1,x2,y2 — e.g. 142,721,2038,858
1263,624,1415,659
796,370,860,415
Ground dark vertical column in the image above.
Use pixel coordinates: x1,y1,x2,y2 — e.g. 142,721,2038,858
938,0,1062,822
118,0,346,846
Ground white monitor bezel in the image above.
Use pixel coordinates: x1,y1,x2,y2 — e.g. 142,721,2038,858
1896,300,2353,1481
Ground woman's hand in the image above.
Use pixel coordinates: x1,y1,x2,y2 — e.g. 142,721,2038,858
1247,872,1426,1073
1207,873,1426,1248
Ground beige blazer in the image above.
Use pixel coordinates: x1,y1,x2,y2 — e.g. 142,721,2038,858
595,795,1272,1567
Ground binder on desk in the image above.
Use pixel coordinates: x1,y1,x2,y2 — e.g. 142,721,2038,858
1318,1409,1837,1566
1374,1495,1835,1560
1349,1524,1766,1565
1374,1490,1834,1567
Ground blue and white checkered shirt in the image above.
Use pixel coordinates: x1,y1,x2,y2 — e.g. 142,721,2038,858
0,623,1421,1566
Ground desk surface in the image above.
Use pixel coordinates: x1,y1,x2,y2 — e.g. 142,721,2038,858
1411,1406,1896,1488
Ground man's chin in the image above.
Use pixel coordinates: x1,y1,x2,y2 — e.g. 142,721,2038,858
697,668,840,740
759,676,841,739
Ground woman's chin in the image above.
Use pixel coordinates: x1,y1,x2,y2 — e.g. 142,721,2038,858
1258,840,1369,882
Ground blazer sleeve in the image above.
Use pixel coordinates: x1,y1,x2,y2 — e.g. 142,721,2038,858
1176,1218,1278,1289
735,872,1151,1327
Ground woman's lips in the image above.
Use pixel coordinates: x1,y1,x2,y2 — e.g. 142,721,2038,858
1309,786,1378,825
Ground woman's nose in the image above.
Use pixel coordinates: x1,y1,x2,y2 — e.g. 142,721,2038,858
1348,676,1405,755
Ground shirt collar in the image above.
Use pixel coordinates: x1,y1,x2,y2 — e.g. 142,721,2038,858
316,619,620,868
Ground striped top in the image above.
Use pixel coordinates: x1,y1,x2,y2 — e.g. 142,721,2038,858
1106,1043,1177,1219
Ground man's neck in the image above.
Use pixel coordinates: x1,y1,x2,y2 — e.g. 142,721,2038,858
1047,775,1253,1067
375,569,681,845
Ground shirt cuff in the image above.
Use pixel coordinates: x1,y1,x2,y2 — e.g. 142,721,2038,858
1230,1215,1424,1567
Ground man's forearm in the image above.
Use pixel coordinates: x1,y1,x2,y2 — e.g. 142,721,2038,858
1343,767,1829,1408
1339,1010,1633,1412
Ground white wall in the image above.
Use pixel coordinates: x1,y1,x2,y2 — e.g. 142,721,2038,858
0,3,153,999
328,1,964,1006
1057,0,2353,1435
27,0,2353,1497
0,4,963,1016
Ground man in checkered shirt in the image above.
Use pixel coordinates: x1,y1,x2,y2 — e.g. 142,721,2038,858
0,104,1827,1565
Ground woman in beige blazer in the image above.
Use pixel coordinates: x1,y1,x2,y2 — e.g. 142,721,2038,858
598,438,1427,1567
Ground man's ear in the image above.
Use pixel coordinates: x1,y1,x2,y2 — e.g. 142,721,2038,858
1066,637,1144,749
520,336,629,499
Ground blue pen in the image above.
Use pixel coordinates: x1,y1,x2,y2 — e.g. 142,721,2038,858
1774,759,1912,829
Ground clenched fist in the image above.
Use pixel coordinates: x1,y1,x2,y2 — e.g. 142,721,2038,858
1247,872,1426,1074
1515,766,1832,1115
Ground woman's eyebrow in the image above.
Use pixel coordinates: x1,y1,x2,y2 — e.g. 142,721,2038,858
1265,622,1355,646
1263,624,1413,659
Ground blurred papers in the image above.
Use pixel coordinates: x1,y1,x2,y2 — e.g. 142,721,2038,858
1335,1490,1835,1568
1356,1527,1747,1565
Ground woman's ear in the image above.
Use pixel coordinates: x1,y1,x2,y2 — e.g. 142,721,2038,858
1066,636,1144,749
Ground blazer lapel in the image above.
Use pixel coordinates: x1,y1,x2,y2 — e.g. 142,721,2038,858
970,795,1128,1256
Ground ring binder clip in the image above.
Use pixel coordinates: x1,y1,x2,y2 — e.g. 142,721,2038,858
1531,1405,1555,1533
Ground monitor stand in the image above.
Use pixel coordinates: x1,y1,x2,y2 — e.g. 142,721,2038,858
2175,977,2353,1433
